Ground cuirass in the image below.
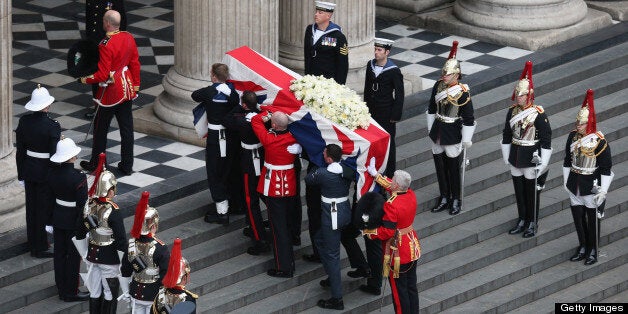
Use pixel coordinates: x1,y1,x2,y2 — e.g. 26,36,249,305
131,240,159,283
511,106,538,142
155,287,187,313
87,203,114,245
571,134,598,174
436,83,461,119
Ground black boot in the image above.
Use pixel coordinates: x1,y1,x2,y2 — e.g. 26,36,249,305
509,219,526,234
205,213,229,226
509,176,526,234
431,153,449,212
247,241,270,255
522,178,539,238
523,221,537,238
570,206,587,261
317,297,344,310
89,297,101,314
101,278,119,314
449,199,461,215
570,246,587,261
584,248,597,265
431,196,449,213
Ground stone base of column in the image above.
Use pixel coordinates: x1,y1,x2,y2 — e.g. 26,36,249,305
0,152,25,234
587,1,628,21
134,102,205,147
404,7,612,50
376,0,452,21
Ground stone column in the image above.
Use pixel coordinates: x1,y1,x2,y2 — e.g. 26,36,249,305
454,0,588,31
278,0,376,93
0,0,26,233
145,0,278,144
586,0,628,21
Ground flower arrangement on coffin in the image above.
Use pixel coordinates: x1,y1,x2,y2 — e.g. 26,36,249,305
290,75,371,131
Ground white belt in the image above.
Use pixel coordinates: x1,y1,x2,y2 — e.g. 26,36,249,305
321,196,349,204
26,150,50,159
264,162,293,171
435,113,460,123
241,142,262,150
56,199,77,207
512,138,539,146
207,123,226,131
571,165,596,175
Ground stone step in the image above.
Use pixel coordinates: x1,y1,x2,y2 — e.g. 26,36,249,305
236,200,628,314
507,263,628,314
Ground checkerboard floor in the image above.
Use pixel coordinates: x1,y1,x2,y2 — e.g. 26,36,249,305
10,0,532,195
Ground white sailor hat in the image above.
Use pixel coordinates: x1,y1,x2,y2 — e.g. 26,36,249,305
315,1,336,12
25,84,55,111
50,137,81,163
374,38,394,50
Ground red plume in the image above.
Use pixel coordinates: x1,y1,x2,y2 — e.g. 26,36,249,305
511,60,534,102
583,89,596,134
447,41,459,59
162,238,182,288
130,191,150,239
88,153,107,197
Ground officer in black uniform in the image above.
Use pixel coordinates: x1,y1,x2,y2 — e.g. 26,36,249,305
15,84,61,258
427,41,476,216
191,63,239,225
502,61,552,238
223,91,271,255
563,89,613,266
152,238,198,314
120,191,169,313
301,0,350,262
48,138,90,302
364,38,404,178
305,144,352,310
86,0,127,44
75,153,127,313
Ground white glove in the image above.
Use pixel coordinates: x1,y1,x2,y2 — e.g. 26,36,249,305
18,180,24,187
462,142,472,149
216,83,232,96
117,276,132,302
593,191,607,207
426,112,435,133
500,143,510,165
367,157,378,177
534,148,552,178
287,143,302,155
562,167,570,192
45,225,53,234
245,112,256,122
461,123,476,149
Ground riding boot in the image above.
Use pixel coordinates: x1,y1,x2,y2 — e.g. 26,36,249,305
569,206,587,261
101,277,120,314
431,153,449,212
584,207,599,265
522,178,538,238
509,176,526,234
89,297,101,314
446,154,463,215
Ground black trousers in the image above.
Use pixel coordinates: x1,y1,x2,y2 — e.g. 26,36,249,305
243,172,266,242
376,118,397,178
266,197,295,273
89,100,134,172
364,236,383,289
389,261,419,314
340,225,369,270
290,159,303,240
305,169,322,256
25,181,50,253
205,134,230,205
54,228,81,297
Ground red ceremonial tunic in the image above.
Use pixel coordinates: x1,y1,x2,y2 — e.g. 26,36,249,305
251,112,298,198
84,30,140,106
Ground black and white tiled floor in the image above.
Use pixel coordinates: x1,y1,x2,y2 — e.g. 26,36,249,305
10,0,532,194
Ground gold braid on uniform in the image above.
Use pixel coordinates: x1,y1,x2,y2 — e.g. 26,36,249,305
446,84,470,107
374,174,391,189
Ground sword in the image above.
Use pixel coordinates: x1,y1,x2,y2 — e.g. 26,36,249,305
531,151,541,231
84,72,113,141
460,146,470,212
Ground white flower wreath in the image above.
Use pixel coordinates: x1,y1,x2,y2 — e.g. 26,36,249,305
290,75,371,130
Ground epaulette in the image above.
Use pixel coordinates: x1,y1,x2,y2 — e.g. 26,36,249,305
153,236,165,245
535,105,544,113
595,131,605,139
185,289,199,299
107,200,120,210
387,194,397,203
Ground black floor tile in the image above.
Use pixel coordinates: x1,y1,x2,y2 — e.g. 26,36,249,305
417,56,449,68
141,164,186,179
135,150,180,163
412,43,451,55
13,31,47,41
152,46,174,55
466,54,510,67
464,41,504,53
135,136,174,149
12,14,43,24
374,31,402,41
409,30,449,42
13,67,52,80
44,21,79,31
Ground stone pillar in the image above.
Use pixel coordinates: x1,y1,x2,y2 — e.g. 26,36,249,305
145,0,278,144
0,0,26,233
586,1,628,21
278,0,376,93
454,0,588,31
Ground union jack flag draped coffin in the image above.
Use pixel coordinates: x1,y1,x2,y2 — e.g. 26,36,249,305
222,46,390,197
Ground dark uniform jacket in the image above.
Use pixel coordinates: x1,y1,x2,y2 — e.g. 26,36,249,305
46,163,88,230
304,22,349,84
363,59,404,123
428,80,474,145
563,131,612,196
192,83,239,138
222,106,264,174
502,104,552,168
15,112,61,182
86,0,127,43
121,235,170,302
77,198,127,265
305,163,353,228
